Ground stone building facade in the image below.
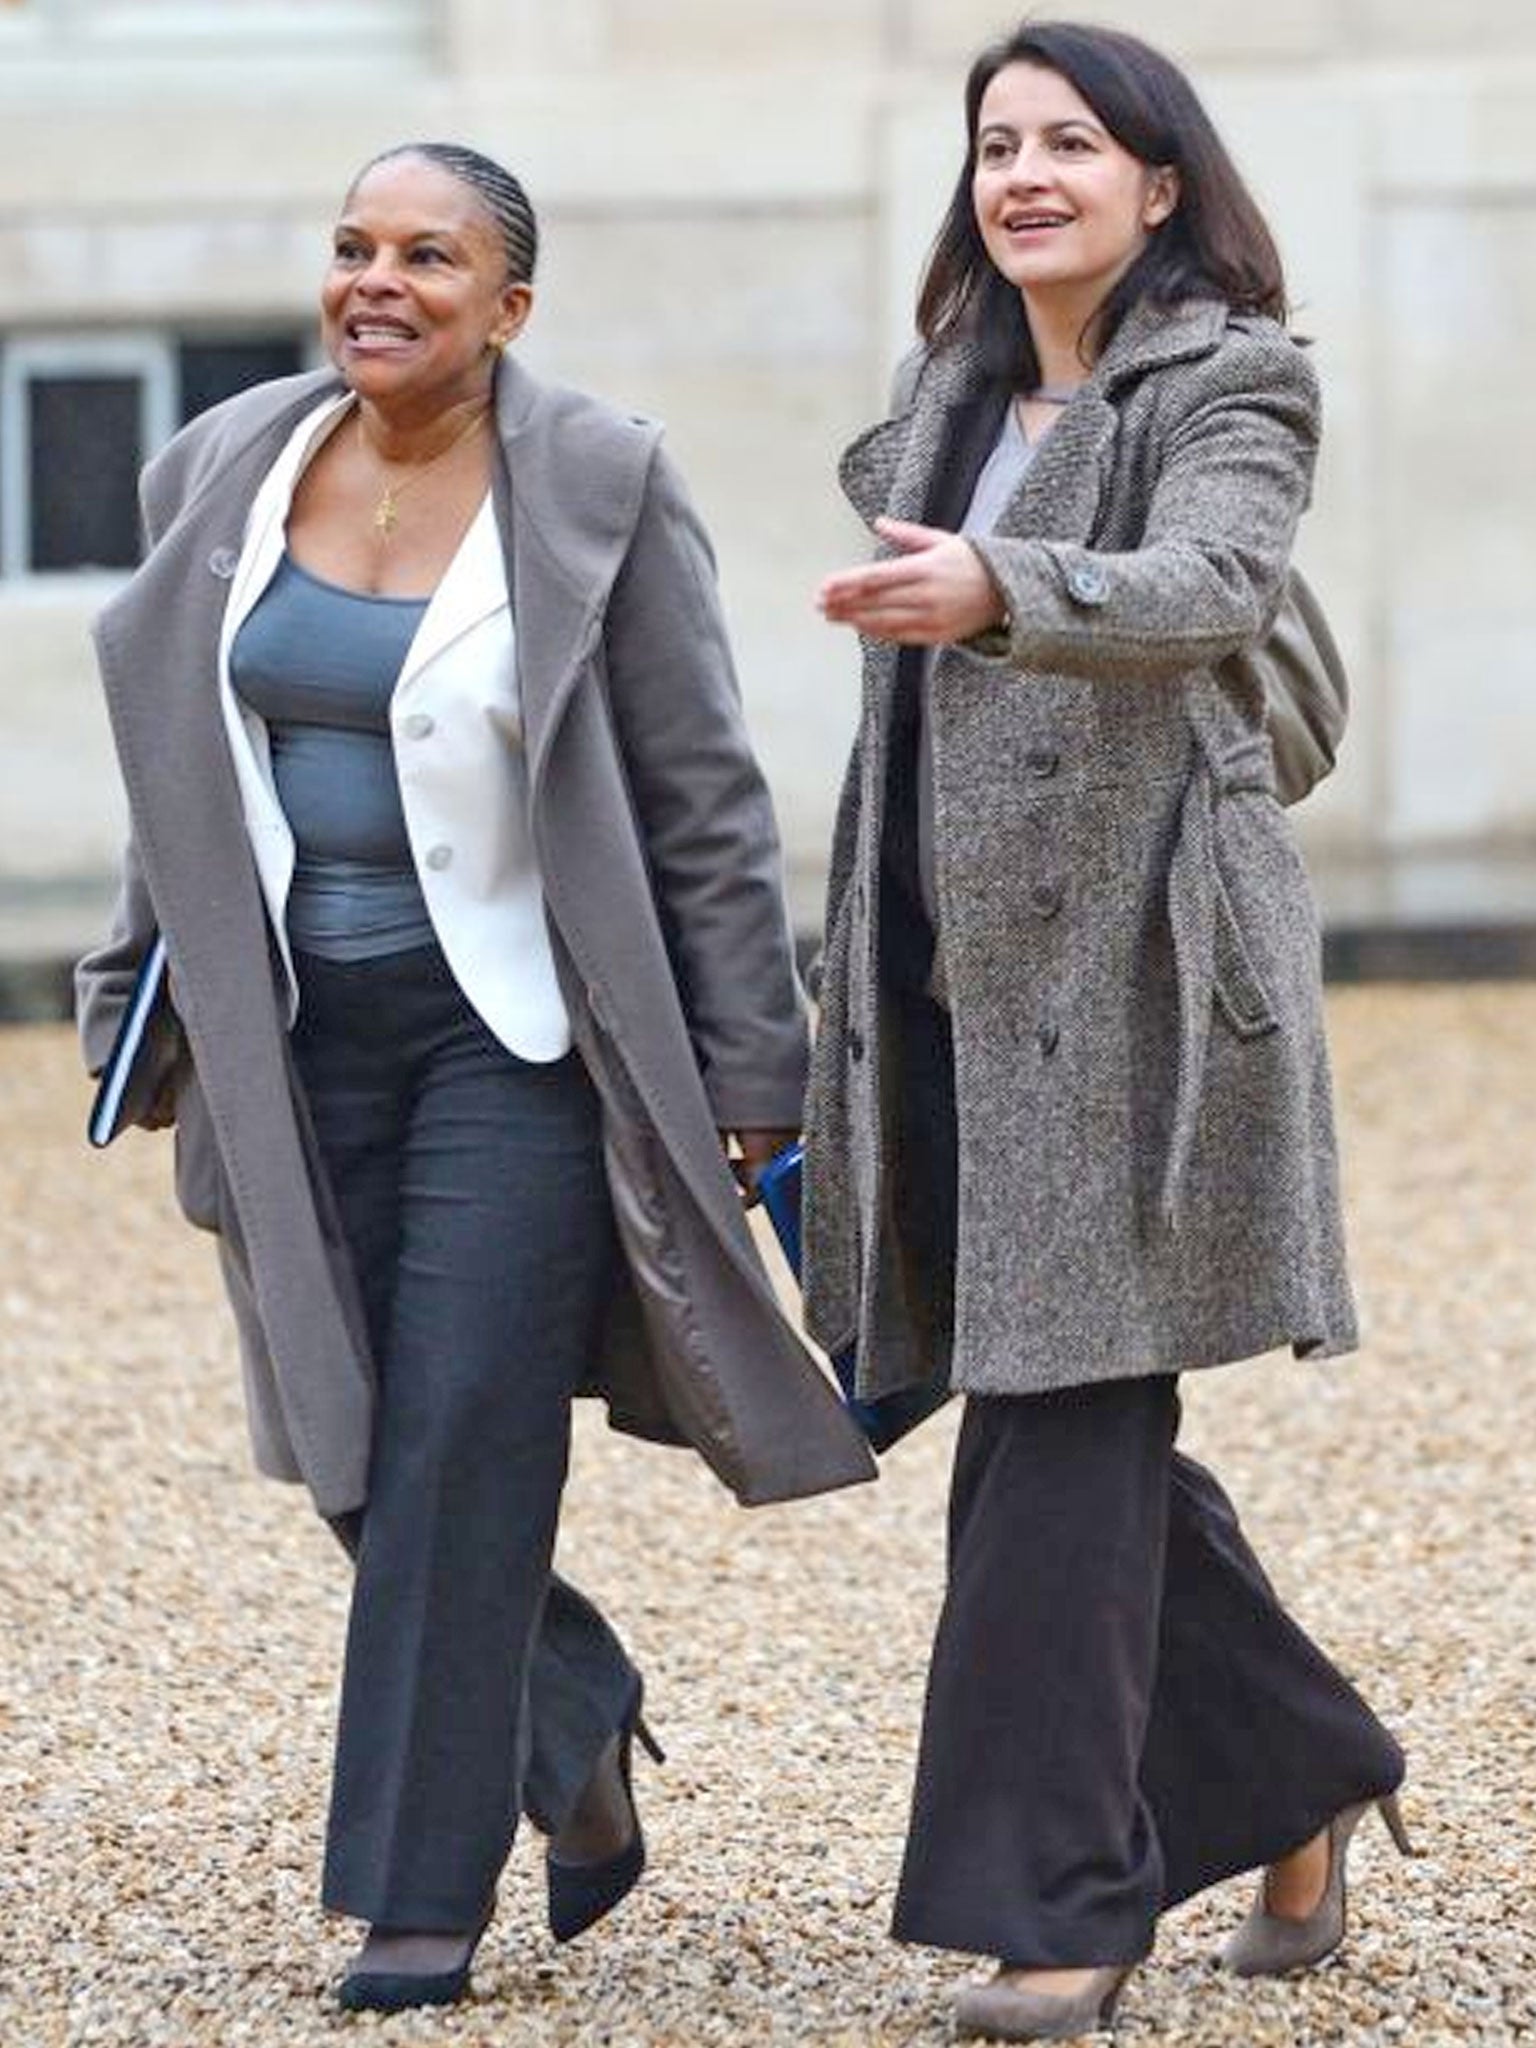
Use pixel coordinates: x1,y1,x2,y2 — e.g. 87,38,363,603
2,0,1534,928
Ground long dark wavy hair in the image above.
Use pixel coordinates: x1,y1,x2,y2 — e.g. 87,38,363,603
917,20,1288,385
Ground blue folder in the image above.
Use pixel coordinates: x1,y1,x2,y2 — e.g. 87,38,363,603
87,934,175,1148
756,1141,949,1452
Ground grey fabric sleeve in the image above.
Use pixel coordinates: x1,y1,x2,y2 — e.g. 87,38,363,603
75,834,173,1077
968,332,1320,685
600,446,809,1131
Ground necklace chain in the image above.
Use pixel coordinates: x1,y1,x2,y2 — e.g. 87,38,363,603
358,404,489,542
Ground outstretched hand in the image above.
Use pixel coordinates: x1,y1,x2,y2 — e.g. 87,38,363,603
816,518,1006,646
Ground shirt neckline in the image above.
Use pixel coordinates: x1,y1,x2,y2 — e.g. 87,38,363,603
280,550,433,609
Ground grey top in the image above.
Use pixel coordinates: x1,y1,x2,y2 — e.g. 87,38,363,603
230,553,435,961
918,399,1039,933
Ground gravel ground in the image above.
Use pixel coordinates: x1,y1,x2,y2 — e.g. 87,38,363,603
3,987,1534,2048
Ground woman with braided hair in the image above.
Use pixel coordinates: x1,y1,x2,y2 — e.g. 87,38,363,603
77,142,873,2011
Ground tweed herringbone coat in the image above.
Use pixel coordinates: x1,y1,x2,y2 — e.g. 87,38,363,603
801,298,1358,1401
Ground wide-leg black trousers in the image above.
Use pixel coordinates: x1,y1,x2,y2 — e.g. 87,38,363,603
291,943,637,1928
891,1377,1406,1965
873,954,1405,1968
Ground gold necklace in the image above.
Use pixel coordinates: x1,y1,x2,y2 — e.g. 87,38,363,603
358,404,489,542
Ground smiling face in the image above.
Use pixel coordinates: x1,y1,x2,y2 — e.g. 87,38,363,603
971,61,1176,322
321,154,533,420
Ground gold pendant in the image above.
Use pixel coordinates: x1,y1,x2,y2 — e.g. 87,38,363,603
373,488,400,540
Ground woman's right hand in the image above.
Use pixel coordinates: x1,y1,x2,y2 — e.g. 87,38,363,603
817,519,1006,645
141,1078,178,1130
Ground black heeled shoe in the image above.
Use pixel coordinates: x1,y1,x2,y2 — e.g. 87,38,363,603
546,1682,665,1943
337,1896,495,2013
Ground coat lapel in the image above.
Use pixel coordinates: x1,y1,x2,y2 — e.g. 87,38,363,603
91,400,324,973
991,392,1119,545
489,356,662,800
839,340,987,533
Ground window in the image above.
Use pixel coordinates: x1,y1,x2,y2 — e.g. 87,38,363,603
0,329,307,578
177,337,310,423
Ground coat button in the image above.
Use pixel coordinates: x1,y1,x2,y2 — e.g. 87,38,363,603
403,712,435,739
1066,561,1109,606
1026,747,1060,779
1031,881,1064,919
1037,1019,1060,1057
425,844,453,871
207,547,240,580
848,1028,866,1063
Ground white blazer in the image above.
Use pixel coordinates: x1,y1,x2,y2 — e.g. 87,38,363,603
214,394,571,1061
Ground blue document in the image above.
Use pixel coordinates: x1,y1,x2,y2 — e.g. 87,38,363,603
87,934,174,1149
757,1141,950,1452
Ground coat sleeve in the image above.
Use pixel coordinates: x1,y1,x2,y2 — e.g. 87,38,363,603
600,444,810,1131
969,328,1320,683
74,833,170,1077
72,432,203,1076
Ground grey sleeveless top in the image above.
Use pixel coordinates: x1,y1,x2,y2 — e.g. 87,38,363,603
230,553,435,961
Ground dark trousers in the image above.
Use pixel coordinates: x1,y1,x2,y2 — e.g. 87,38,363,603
891,1378,1406,1964
291,943,635,1928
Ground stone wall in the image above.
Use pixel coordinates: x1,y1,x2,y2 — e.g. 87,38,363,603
3,0,1533,917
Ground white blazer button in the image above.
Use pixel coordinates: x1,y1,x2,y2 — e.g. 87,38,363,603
425,844,453,871
403,713,435,739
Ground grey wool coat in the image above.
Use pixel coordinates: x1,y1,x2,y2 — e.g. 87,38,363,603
802,298,1359,1402
77,356,876,1518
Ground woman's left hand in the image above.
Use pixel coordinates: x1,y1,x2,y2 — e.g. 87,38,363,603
817,518,1006,646
726,1127,800,1205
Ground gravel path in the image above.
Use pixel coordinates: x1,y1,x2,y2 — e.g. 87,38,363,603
3,989,1533,2047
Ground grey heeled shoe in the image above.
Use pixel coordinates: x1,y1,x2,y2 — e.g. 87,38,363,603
1220,1791,1415,1978
954,1963,1133,2041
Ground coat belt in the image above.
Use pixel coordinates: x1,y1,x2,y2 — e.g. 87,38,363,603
1161,736,1280,1229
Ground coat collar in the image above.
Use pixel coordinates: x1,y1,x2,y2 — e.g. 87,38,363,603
839,297,1230,538
487,353,662,794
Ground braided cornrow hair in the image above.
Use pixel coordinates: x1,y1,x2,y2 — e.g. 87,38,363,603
356,141,539,284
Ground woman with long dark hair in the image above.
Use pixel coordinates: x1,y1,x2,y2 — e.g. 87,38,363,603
807,22,1408,2039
